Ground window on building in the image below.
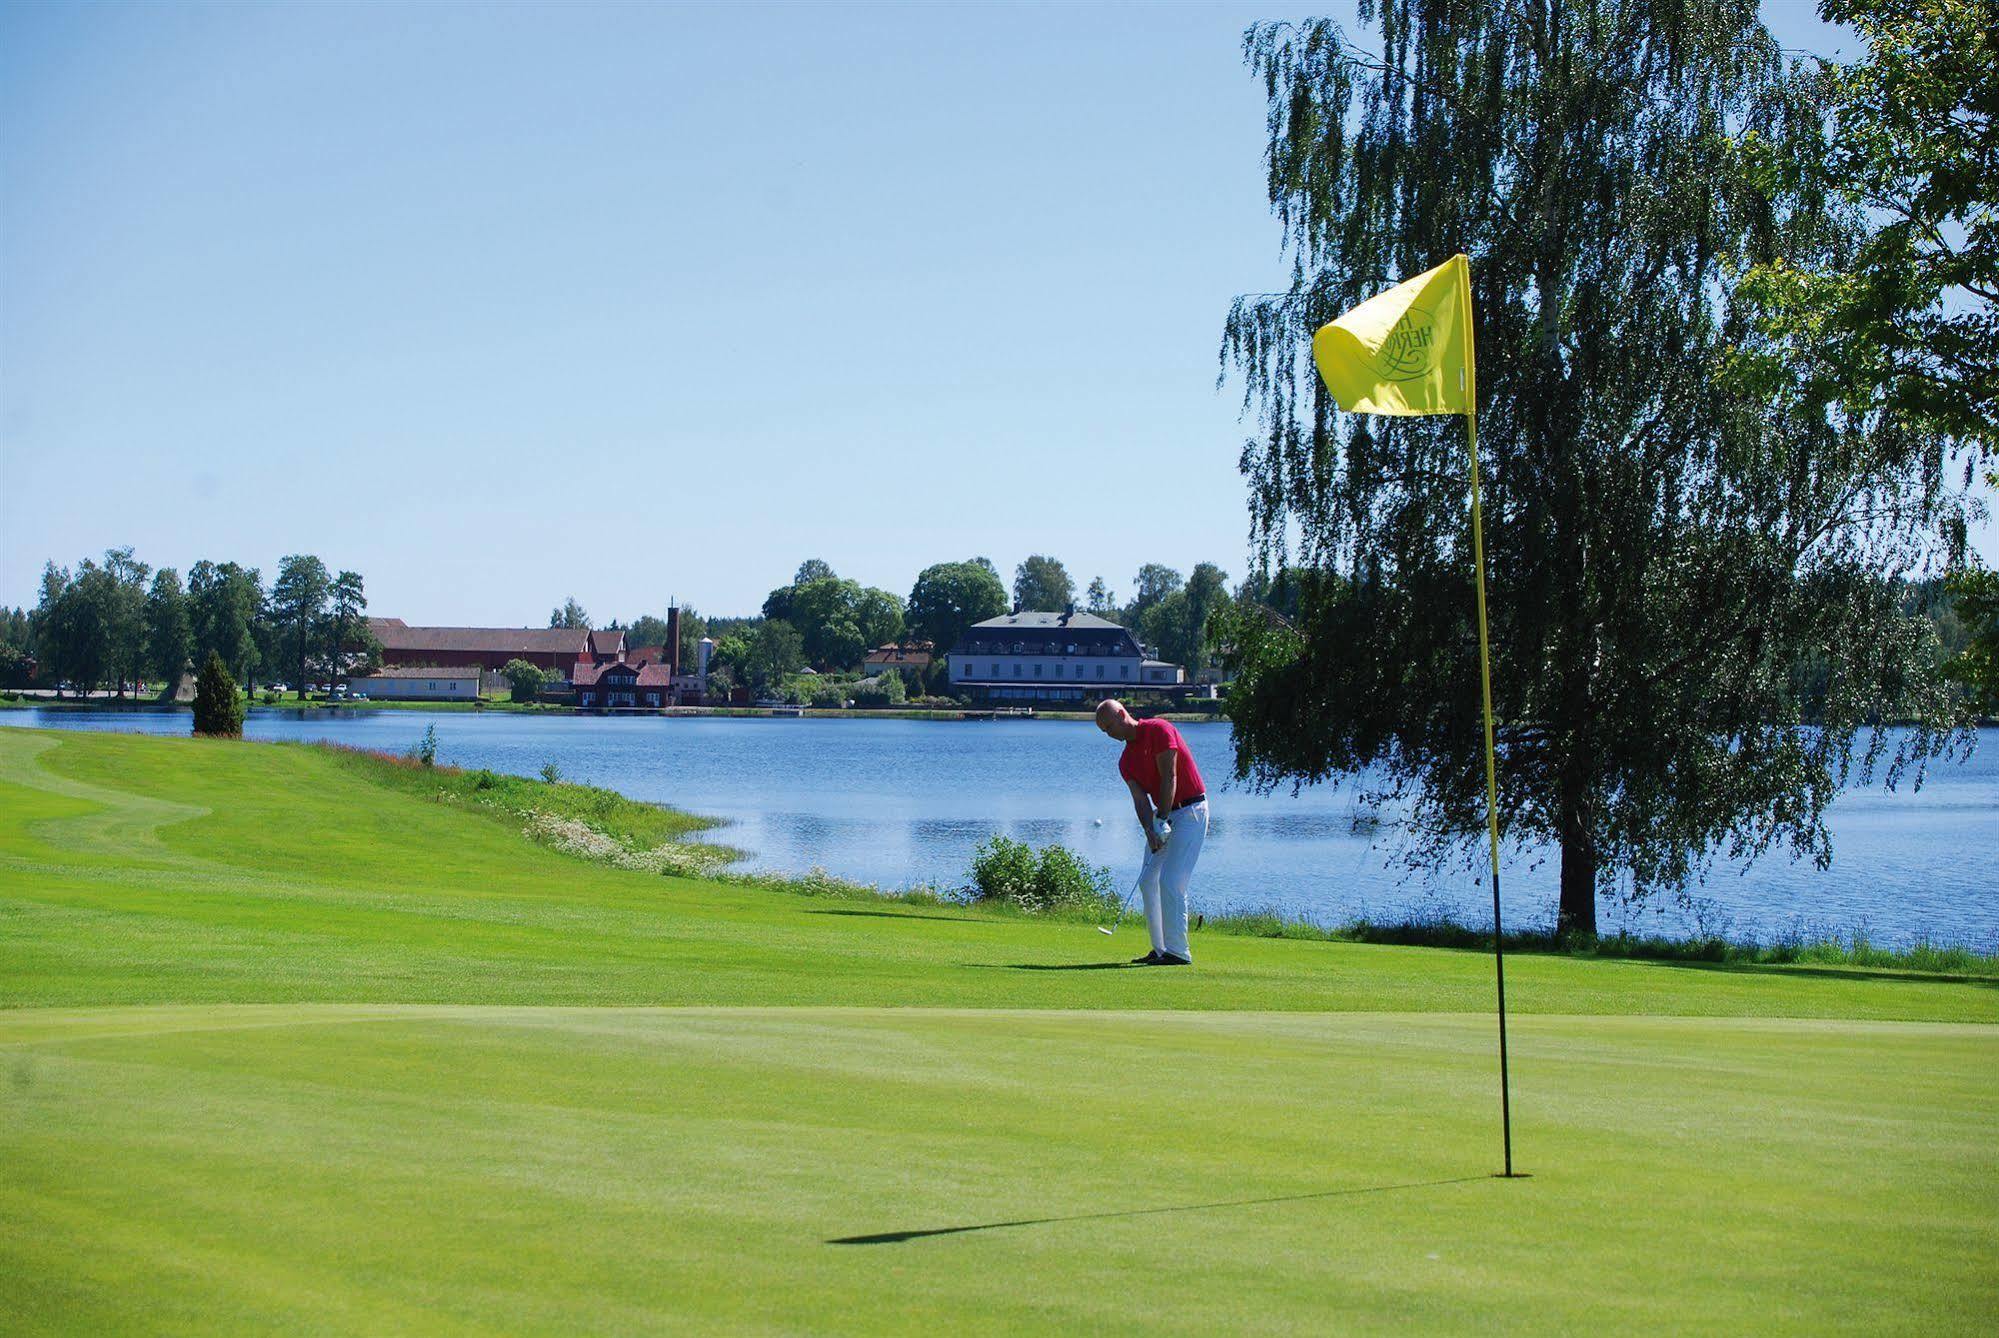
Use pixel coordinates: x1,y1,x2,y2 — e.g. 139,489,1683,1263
1095,664,1104,678
1121,665,1130,678
1034,664,1042,677
1012,663,1022,677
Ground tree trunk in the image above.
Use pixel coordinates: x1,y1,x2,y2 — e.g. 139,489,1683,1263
1557,820,1598,937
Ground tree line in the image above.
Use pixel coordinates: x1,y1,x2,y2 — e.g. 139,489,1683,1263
9,550,375,698
683,555,1240,699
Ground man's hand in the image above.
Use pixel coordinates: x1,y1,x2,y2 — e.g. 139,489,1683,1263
1146,827,1166,854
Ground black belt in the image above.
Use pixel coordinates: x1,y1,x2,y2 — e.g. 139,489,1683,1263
1172,793,1206,812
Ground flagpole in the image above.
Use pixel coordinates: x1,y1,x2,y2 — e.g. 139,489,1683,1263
1465,405,1517,1178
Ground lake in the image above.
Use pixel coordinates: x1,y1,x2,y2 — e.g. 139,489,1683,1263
7,708,1994,949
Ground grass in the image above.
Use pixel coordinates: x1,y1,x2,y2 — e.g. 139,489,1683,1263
1198,908,1999,975
1,725,1995,1334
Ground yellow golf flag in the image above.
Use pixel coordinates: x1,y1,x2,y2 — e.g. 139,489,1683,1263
1311,253,1474,416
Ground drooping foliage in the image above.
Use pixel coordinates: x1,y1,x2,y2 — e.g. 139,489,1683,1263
1219,2,1978,932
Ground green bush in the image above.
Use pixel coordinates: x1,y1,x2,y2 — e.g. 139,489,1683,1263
192,652,244,738
502,658,547,703
809,683,846,709
849,673,906,709
967,836,1119,916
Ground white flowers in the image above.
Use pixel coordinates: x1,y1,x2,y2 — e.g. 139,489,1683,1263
521,810,725,876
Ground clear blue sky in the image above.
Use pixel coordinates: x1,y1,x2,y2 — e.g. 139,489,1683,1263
4,0,1967,624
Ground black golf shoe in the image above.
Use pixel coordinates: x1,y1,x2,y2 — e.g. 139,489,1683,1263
1130,951,1166,965
1157,954,1193,966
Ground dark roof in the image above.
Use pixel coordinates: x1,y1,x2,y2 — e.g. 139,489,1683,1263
573,660,674,687
950,612,1141,658
971,612,1124,631
353,665,483,680
367,619,588,656
624,645,667,665
865,644,933,667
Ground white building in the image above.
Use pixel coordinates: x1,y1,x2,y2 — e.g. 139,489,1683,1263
947,609,1182,703
346,666,483,701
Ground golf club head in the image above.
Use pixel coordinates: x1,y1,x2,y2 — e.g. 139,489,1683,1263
1096,925,1114,935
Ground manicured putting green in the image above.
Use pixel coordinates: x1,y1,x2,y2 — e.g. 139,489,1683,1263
4,1005,1993,1334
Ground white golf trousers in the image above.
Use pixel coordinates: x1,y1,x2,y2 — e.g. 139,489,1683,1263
1141,798,1207,960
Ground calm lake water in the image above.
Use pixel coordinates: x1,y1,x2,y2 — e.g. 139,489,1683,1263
8,708,1995,949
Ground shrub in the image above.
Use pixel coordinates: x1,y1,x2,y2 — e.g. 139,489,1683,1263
849,673,907,709
539,760,562,784
502,658,547,703
968,836,1119,916
409,723,438,767
192,652,244,738
809,683,846,709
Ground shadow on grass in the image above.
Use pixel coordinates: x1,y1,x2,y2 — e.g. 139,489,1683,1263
803,907,981,925
1618,958,1999,988
963,961,1138,972
828,1174,1488,1245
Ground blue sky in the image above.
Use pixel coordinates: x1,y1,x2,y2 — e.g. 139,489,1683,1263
4,0,1969,624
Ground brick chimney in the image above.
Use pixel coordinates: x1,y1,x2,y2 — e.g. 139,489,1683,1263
665,606,682,676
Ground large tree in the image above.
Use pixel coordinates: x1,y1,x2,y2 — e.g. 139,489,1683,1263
1012,555,1076,612
326,570,371,686
102,547,151,697
854,587,906,650
1126,564,1182,622
1735,0,1996,461
270,554,330,692
549,597,591,629
1219,4,1975,935
743,619,805,694
788,578,868,669
145,567,192,689
907,559,1009,656
32,561,108,697
188,560,264,689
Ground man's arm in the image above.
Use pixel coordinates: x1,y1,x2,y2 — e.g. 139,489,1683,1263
1154,750,1178,820
1126,777,1162,851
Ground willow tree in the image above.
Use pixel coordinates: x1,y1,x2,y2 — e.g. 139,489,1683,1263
1219,3,1977,934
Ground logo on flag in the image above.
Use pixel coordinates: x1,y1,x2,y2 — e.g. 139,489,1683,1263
1375,302,1440,381
1311,254,1473,416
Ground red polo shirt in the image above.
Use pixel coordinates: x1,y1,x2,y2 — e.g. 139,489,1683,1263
1118,719,1205,809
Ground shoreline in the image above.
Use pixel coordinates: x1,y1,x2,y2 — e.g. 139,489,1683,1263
308,734,1998,972
0,694,1228,723
6,714,1993,956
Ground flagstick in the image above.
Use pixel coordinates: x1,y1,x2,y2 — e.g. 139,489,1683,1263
1465,407,1519,1179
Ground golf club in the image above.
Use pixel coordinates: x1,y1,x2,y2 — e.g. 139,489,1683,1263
1097,818,1168,934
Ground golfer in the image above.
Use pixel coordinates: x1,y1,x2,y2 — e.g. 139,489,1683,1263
1095,698,1207,966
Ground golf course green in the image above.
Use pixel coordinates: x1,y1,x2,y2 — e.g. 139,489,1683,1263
3,726,1995,1333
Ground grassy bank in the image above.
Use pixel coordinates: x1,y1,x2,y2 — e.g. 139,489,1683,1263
2,725,1994,1334
314,739,1999,977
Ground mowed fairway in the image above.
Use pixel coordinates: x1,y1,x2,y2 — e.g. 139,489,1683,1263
3,727,1995,1334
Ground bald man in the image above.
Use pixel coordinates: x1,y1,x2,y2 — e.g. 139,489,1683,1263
1095,698,1208,966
